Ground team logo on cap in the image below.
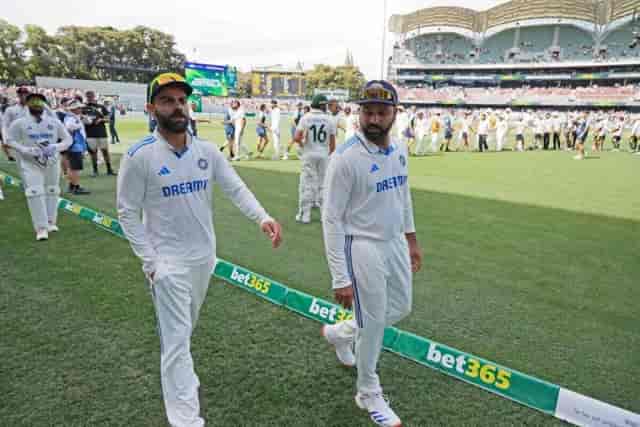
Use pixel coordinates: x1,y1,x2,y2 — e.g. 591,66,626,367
399,154,406,167
198,158,208,170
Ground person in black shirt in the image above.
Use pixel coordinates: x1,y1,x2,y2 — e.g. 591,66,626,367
104,99,120,144
83,91,116,176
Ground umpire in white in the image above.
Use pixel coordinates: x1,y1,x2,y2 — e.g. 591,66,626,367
117,73,282,427
321,80,422,427
4,93,72,240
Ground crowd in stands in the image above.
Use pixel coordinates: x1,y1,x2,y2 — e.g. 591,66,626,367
395,84,640,104
394,22,640,65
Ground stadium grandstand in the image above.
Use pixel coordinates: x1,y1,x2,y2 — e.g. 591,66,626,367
388,0,640,108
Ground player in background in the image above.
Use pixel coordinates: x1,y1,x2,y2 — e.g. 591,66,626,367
429,111,441,153
574,112,590,160
413,110,428,156
593,114,607,153
629,115,640,152
231,100,250,161
293,94,336,224
4,93,73,240
457,111,472,151
343,106,359,142
514,115,526,152
533,114,544,150
611,115,624,151
220,101,236,159
256,104,270,158
441,110,454,152
495,113,508,152
321,80,422,427
270,99,282,160
477,112,489,152
2,86,31,162
284,102,304,160
394,106,409,146
406,105,417,152
118,73,282,427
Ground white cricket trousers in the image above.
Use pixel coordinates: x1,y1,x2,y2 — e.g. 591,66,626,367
149,258,216,427
430,133,439,152
414,133,427,155
496,131,507,151
298,154,328,218
19,158,61,231
271,129,281,158
331,234,412,394
233,128,250,159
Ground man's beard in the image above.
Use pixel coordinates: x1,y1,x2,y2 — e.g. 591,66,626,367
363,123,393,144
156,110,189,133
29,108,44,121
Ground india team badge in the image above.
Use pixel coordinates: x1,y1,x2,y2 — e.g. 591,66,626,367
198,158,209,170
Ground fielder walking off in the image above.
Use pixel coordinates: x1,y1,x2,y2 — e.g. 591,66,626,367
321,81,423,427
4,93,72,240
293,94,336,223
117,73,282,427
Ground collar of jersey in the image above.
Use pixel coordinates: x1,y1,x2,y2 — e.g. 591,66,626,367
154,129,192,159
355,132,396,156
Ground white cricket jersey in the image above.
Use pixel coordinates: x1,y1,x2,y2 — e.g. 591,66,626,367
322,132,415,289
415,117,428,137
117,131,271,275
497,120,508,135
477,120,489,136
232,107,245,128
345,114,358,138
270,107,281,131
2,104,26,136
6,113,71,163
395,112,409,137
296,109,336,158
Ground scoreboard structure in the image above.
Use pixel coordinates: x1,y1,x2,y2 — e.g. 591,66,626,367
251,66,306,98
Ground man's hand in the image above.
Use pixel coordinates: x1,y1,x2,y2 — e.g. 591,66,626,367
406,233,423,273
334,286,354,309
261,219,282,248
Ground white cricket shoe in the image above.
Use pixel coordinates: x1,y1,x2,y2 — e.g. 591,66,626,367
573,154,584,160
48,224,59,232
0,186,4,200
321,324,355,367
36,229,49,241
355,392,402,427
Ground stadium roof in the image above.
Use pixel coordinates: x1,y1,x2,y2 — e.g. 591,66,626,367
389,0,640,34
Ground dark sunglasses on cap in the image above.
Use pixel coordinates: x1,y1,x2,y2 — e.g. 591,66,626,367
356,81,398,106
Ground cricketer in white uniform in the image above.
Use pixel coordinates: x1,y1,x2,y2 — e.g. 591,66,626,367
2,87,31,161
117,73,282,427
270,100,282,159
231,100,250,160
321,81,422,427
293,94,336,223
4,93,72,240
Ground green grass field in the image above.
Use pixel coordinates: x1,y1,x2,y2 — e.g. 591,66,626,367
1,117,638,426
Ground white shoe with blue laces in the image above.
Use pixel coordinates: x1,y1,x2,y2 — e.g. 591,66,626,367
355,392,402,427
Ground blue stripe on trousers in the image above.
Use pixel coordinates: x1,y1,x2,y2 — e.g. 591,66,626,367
345,235,364,328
